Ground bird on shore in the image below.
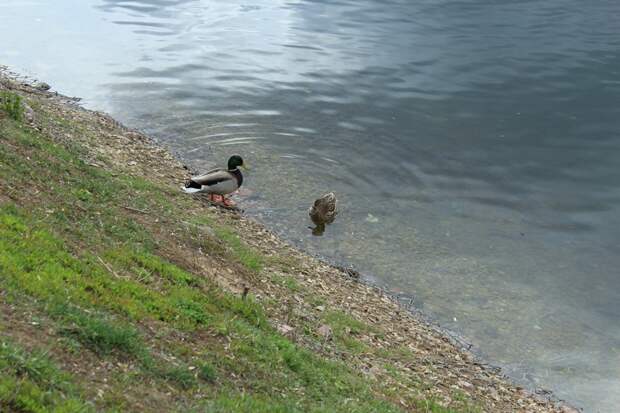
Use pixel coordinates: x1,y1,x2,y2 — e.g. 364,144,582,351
309,192,338,235
183,155,246,207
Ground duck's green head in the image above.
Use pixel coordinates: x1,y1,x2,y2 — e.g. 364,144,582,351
227,155,245,170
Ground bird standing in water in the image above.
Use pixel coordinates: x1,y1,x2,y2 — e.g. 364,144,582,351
309,192,338,235
184,155,246,207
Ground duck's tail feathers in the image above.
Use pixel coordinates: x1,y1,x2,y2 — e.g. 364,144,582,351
182,186,202,194
185,179,202,189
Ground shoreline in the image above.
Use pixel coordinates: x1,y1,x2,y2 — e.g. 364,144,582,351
0,67,578,412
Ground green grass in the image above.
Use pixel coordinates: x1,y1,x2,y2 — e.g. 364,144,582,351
186,215,268,274
270,273,302,292
322,310,377,353
51,303,145,357
0,210,181,325
0,341,94,413
0,91,23,121
197,392,404,413
214,226,264,272
0,205,267,332
197,362,217,382
0,205,406,410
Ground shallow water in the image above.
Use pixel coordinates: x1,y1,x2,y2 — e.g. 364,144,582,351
2,0,620,410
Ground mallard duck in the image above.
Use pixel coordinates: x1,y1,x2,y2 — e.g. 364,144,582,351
309,192,338,235
183,155,245,207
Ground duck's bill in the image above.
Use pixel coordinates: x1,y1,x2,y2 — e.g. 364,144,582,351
240,164,250,171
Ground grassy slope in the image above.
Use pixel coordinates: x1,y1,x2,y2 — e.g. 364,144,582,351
0,90,480,413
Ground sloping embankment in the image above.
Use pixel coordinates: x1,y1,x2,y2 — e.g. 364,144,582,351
0,69,574,412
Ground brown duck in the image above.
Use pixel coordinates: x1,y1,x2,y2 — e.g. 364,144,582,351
309,192,338,235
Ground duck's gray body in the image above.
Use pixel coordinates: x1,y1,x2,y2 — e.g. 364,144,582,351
184,167,243,195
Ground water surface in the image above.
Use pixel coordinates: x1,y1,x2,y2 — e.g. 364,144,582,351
2,1,620,411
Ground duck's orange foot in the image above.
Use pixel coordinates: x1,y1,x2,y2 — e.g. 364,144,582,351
222,197,236,207
208,194,223,203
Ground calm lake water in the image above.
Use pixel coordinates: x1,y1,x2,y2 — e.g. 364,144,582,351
2,0,619,410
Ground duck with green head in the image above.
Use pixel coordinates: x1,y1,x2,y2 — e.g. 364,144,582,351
184,155,246,207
